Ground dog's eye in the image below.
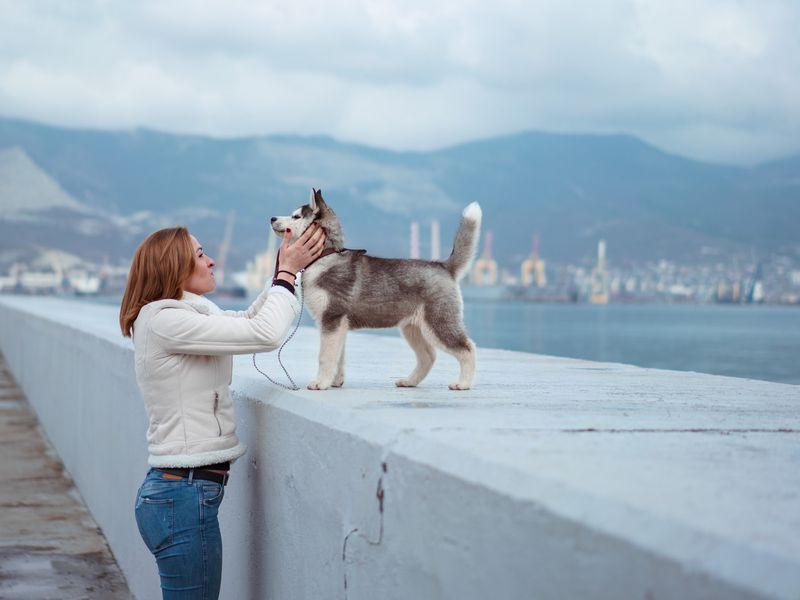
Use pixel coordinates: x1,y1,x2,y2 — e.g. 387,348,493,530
292,215,300,219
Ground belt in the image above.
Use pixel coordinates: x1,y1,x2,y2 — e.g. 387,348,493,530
157,467,230,486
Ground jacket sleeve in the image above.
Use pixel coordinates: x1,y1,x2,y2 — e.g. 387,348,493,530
149,287,300,355
222,283,273,319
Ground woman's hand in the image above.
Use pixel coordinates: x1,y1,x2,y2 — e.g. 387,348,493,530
277,224,326,276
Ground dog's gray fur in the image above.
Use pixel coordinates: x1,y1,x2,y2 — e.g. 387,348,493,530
272,189,481,390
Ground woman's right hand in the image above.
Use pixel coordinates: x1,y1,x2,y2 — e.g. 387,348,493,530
277,224,326,275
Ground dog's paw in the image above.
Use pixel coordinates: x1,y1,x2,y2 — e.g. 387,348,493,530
395,379,418,388
307,380,331,390
448,382,471,391
332,377,344,388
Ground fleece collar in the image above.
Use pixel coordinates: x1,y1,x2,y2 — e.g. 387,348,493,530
180,291,224,316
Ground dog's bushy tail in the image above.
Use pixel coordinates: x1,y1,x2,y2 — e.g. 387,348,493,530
445,202,482,281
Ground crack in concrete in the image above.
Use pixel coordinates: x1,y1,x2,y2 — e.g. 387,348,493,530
342,460,388,597
342,461,387,594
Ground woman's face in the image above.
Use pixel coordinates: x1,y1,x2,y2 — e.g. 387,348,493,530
183,235,216,295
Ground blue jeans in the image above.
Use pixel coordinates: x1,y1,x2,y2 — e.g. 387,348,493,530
135,469,225,600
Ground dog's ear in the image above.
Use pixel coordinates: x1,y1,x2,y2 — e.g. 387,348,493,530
314,188,326,208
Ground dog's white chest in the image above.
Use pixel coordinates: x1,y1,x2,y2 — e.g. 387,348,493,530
299,269,330,322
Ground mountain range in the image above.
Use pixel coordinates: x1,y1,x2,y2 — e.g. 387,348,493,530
0,116,798,272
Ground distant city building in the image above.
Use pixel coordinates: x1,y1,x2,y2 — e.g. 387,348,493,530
410,221,420,259
430,220,440,261
2,220,800,305
589,239,609,304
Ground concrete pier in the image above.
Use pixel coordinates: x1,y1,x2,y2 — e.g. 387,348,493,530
0,352,132,599
0,295,798,600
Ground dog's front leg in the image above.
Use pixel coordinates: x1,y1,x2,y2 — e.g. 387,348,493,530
308,317,348,390
332,344,345,387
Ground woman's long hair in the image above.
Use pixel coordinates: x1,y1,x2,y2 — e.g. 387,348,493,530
119,226,195,337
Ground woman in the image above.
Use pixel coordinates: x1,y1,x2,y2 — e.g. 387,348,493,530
120,223,324,599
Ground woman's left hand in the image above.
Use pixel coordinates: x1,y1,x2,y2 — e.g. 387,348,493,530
278,224,326,274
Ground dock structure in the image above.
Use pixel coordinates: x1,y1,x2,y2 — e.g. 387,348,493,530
0,295,798,600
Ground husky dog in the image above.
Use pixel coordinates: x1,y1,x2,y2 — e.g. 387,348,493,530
271,189,481,391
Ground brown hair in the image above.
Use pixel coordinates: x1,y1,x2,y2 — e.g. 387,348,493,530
119,226,195,337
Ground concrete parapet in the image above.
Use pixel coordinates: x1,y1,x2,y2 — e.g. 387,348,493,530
0,295,798,600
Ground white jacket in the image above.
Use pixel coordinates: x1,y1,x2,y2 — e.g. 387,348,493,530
132,286,299,468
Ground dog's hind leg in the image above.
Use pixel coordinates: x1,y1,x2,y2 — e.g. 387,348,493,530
309,317,348,391
443,338,476,390
396,323,436,387
426,314,476,390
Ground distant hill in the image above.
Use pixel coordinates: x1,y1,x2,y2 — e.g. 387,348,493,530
0,146,87,215
0,145,127,265
0,116,798,271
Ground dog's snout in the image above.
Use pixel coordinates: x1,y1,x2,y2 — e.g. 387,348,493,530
270,217,277,223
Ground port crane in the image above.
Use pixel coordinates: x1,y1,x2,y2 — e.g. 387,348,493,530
472,230,498,285
215,210,236,287
521,233,546,287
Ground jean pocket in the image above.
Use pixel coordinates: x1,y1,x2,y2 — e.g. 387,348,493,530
135,496,174,553
201,482,225,507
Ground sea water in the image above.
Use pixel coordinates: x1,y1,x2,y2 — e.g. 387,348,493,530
453,302,800,385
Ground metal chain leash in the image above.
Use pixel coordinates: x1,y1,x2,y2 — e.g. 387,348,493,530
251,271,305,391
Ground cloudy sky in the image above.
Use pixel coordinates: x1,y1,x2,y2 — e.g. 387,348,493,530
0,0,798,165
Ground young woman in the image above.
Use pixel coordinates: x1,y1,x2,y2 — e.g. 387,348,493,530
120,223,324,599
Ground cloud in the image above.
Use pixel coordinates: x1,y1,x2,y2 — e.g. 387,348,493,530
0,0,798,164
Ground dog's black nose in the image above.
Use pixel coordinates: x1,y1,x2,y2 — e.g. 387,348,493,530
270,217,277,222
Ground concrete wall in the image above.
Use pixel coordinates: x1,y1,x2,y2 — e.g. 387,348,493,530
1,295,798,600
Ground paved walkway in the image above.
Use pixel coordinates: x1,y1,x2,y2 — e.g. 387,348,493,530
0,354,133,600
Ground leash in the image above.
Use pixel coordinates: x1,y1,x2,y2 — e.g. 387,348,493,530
251,269,306,391
250,246,366,391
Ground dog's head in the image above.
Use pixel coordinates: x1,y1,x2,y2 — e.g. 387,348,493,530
271,188,342,247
